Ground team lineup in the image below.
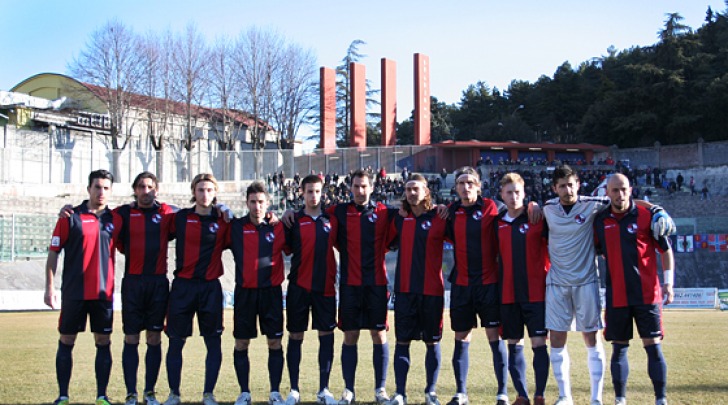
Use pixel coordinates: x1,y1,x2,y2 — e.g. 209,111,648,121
44,166,676,405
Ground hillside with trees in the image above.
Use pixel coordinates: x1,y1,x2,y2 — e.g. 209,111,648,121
398,5,728,147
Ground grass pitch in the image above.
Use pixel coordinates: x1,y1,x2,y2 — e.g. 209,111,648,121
0,309,726,404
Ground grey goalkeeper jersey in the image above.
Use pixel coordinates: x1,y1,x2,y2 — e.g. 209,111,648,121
543,195,609,286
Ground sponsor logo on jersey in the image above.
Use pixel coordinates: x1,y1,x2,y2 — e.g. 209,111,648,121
627,223,638,234
243,230,256,234
130,213,142,217
322,222,331,233
82,219,96,223
51,236,61,247
519,223,529,234
265,232,275,242
104,223,115,233
605,224,616,229
208,223,219,233
368,213,378,223
152,213,162,224
421,220,432,230
575,214,586,224
472,210,483,221
187,219,199,224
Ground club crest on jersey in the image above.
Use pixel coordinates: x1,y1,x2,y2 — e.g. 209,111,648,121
265,232,275,242
51,236,61,247
574,214,586,224
627,223,638,234
421,220,432,230
519,223,529,234
472,210,483,221
322,222,331,233
152,213,162,224
104,223,115,233
209,223,219,233
368,213,378,223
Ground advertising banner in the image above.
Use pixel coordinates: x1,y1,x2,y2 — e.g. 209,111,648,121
669,288,717,309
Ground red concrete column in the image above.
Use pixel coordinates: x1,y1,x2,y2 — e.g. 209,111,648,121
381,58,397,146
414,53,431,146
320,67,336,153
350,62,367,148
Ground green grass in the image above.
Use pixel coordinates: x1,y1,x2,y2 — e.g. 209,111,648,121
1,310,727,404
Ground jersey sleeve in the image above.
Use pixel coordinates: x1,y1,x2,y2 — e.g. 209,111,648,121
112,208,126,254
49,217,70,252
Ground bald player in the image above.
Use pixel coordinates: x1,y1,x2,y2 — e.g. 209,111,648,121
542,165,675,405
593,173,674,405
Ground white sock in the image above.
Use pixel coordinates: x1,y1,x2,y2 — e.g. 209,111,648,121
587,344,606,402
550,346,571,398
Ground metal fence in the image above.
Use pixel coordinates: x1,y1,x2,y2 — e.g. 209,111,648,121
0,214,56,261
0,144,433,184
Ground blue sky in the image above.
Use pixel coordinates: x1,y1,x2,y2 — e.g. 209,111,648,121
1,0,722,126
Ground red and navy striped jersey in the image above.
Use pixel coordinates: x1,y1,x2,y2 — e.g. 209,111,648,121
114,202,175,276
496,211,550,304
594,203,671,307
49,201,116,301
446,198,502,286
389,209,447,296
170,207,229,281
229,216,288,289
327,201,395,287
285,210,337,296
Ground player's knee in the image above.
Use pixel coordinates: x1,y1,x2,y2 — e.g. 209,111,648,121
125,334,141,345
268,338,283,350
370,329,387,344
289,332,305,340
59,334,77,346
235,339,250,351
146,331,162,346
343,330,360,345
94,333,111,346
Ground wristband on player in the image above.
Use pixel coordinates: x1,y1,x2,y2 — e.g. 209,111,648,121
663,269,674,285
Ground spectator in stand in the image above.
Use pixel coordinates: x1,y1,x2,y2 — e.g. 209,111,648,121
676,173,684,191
689,177,696,196
701,184,710,201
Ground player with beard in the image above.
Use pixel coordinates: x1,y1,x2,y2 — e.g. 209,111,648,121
386,174,448,405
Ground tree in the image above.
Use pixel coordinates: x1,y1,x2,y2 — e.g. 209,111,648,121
335,40,380,147
270,42,318,148
170,23,209,157
138,30,175,180
68,19,144,179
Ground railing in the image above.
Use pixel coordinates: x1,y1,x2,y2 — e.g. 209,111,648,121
0,214,56,261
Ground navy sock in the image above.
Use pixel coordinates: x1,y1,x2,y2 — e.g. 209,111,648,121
508,344,528,398
373,342,389,390
611,343,630,398
269,348,285,392
144,343,162,394
318,334,334,391
122,342,139,395
532,345,550,397
95,343,112,398
203,336,222,394
393,344,410,395
56,340,74,398
425,344,441,394
341,344,358,392
166,338,185,396
233,349,250,392
490,340,508,397
645,343,667,399
452,340,469,394
287,338,303,391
